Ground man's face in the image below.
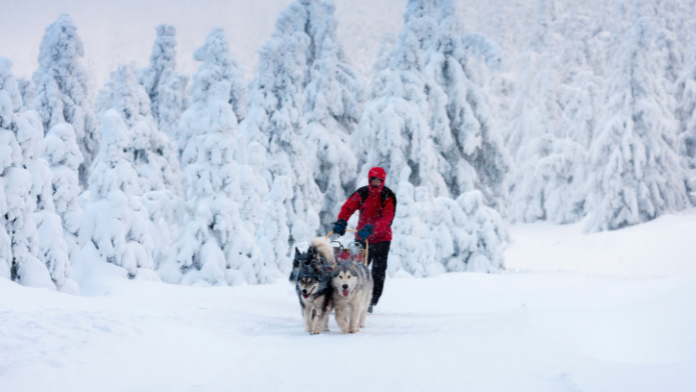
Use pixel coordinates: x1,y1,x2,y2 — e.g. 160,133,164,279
370,177,383,187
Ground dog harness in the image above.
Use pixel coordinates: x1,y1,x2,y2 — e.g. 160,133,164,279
310,291,333,319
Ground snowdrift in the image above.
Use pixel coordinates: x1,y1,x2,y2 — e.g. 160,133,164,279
2,210,695,392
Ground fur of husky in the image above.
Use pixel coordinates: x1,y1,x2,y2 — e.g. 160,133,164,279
311,237,335,267
293,240,335,334
332,261,373,333
289,237,336,282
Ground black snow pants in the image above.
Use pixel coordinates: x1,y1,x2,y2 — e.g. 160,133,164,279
358,240,391,306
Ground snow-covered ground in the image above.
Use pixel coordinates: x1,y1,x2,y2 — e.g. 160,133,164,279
2,211,696,392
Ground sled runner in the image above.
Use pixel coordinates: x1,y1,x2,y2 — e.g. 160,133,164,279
325,229,369,266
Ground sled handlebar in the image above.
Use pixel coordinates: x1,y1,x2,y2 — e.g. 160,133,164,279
323,228,357,240
325,229,369,266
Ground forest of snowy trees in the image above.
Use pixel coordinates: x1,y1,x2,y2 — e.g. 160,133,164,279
1,0,695,292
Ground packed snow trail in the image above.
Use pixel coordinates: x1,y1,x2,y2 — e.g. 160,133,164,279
2,211,696,392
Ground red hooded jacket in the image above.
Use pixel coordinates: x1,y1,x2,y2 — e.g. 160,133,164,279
338,167,397,243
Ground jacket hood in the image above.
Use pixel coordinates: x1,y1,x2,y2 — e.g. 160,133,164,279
368,167,386,193
368,167,386,182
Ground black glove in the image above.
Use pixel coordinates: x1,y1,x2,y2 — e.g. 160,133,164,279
357,224,373,240
333,219,348,236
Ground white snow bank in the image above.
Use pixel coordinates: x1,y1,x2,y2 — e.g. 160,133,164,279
1,210,695,391
506,208,696,278
1,270,694,392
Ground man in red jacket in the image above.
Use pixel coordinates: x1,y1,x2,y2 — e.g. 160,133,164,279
333,167,396,314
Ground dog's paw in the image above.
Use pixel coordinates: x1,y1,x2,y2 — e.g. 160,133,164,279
310,330,320,335
348,327,359,333
322,327,330,332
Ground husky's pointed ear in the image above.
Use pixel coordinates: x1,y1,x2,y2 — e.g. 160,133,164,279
295,247,301,256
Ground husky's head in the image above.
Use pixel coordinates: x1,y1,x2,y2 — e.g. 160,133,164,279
295,247,327,299
333,264,359,298
297,275,319,300
290,246,317,282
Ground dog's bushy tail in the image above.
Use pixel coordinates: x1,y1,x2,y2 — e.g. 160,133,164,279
311,237,335,267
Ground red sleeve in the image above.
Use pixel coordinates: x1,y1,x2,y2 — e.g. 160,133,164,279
338,192,363,222
372,197,395,234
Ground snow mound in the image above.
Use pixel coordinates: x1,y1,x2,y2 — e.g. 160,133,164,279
506,208,696,278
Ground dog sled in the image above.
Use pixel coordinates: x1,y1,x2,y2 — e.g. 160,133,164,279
325,229,369,267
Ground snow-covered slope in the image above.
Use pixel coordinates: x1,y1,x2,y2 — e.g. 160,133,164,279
2,210,695,391
506,208,696,278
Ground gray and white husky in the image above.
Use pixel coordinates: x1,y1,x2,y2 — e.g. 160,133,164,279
294,238,336,334
332,260,373,334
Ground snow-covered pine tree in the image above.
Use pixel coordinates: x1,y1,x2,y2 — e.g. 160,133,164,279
425,0,510,213
0,57,58,289
372,33,397,79
389,168,441,278
358,0,509,275
0,57,22,125
241,1,321,245
163,82,270,286
177,28,247,166
504,0,560,224
353,0,448,197
585,16,690,232
235,139,270,237
96,63,182,195
32,14,97,187
677,54,696,167
505,0,591,224
96,64,184,270
451,189,508,272
0,164,11,280
554,9,606,150
669,2,696,200
140,189,186,270
0,58,23,280
79,110,154,277
390,165,507,277
136,24,189,137
645,0,686,88
0,178,11,279
43,123,83,262
550,8,610,223
505,0,560,158
174,28,267,242
17,77,35,109
303,0,363,231
20,107,78,293
255,176,292,277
